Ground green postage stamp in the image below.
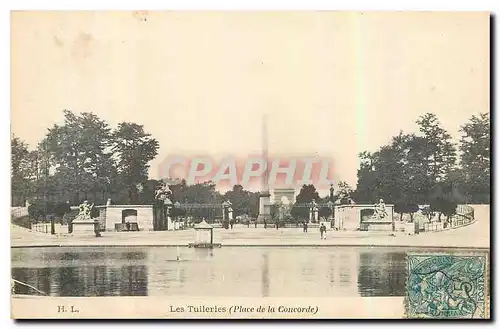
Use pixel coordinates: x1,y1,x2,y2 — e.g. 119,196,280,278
406,251,489,319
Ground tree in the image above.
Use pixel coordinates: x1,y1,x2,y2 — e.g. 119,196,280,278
440,198,458,226
394,202,405,221
421,206,435,222
354,133,414,204
459,113,490,203
139,179,163,205
11,136,35,206
168,179,188,202
415,113,457,194
353,151,377,203
248,192,260,218
173,181,218,220
12,110,164,208
27,200,56,222
315,195,333,219
429,184,458,225
224,185,252,217
336,181,354,204
44,110,116,204
112,122,159,204
354,114,458,206
394,200,419,222
54,202,71,220
295,184,320,204
292,184,320,220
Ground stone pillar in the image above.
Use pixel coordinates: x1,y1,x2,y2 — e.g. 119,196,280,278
257,192,272,222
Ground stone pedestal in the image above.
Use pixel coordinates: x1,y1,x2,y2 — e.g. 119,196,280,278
257,193,272,222
360,220,393,232
72,220,99,236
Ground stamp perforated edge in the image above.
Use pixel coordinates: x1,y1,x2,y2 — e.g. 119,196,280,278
404,249,490,319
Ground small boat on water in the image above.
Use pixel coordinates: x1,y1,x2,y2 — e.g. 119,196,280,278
11,278,49,298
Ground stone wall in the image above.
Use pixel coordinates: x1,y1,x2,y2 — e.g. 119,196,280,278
11,207,29,218
334,204,394,231
104,205,154,231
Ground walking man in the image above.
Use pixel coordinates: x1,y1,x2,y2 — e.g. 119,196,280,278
320,223,327,239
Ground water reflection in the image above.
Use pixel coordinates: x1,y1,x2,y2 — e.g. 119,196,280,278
357,251,406,297
261,253,269,297
12,247,407,297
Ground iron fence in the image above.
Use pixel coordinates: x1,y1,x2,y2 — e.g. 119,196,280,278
420,205,475,232
11,207,28,219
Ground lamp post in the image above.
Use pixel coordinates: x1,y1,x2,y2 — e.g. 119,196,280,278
327,200,334,217
327,200,334,229
164,198,173,230
221,200,231,229
173,201,181,225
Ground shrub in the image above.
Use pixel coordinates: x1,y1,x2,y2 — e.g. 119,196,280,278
54,202,71,218
430,196,457,222
394,201,419,222
28,201,56,222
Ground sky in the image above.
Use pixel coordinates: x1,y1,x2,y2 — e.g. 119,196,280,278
11,11,490,192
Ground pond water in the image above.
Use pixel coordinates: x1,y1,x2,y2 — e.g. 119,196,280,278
12,246,409,297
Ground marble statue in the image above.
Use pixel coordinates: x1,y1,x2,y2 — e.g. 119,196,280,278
278,196,291,220
76,200,93,220
222,200,232,220
155,181,172,203
373,199,388,220
309,199,319,222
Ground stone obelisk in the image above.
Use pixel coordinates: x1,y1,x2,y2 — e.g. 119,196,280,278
257,114,272,223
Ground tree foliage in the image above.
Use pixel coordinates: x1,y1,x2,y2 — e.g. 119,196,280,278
112,122,159,204
458,113,490,203
354,112,489,222
354,113,459,206
224,185,259,218
11,136,34,206
12,110,159,206
290,184,320,220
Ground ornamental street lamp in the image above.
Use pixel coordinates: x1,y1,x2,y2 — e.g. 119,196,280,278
327,200,334,218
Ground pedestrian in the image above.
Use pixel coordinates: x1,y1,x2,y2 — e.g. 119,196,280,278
303,221,308,233
320,223,327,239
230,219,234,230
254,221,257,228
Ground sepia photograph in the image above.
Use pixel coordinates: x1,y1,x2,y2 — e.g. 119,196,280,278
10,11,490,319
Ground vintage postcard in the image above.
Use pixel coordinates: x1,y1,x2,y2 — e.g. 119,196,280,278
10,11,490,319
